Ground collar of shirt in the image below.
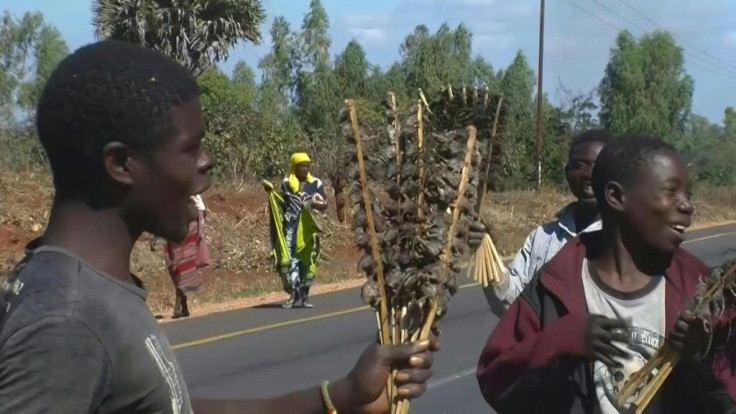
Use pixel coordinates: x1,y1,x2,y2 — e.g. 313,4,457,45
555,203,603,237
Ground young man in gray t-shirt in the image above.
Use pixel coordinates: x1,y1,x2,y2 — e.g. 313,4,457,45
0,40,438,414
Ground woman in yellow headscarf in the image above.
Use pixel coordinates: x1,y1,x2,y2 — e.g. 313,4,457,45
274,152,327,308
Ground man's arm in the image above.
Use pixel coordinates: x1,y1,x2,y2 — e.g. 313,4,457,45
192,339,438,414
481,227,541,316
191,378,354,414
0,316,110,413
476,295,588,409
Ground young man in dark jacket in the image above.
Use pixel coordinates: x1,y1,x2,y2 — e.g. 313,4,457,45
476,137,735,413
0,40,438,414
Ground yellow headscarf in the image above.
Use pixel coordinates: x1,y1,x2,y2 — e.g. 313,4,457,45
288,152,315,192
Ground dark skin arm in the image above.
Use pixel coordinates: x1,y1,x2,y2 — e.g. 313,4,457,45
191,338,439,414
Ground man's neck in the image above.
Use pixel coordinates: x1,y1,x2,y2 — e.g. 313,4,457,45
572,202,598,232
593,224,666,293
41,198,138,283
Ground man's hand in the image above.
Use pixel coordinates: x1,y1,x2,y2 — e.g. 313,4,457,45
333,335,440,414
467,221,487,249
670,311,712,362
583,314,631,367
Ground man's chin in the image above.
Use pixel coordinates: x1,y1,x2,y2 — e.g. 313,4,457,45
153,226,189,244
577,196,597,209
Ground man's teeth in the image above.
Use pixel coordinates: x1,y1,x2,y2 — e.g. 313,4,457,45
671,225,686,233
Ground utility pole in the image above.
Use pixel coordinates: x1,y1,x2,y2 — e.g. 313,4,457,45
535,0,545,192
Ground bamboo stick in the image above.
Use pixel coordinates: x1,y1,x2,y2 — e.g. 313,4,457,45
482,237,496,284
488,234,506,284
389,92,401,187
416,100,426,227
418,88,432,114
419,126,478,340
476,245,488,287
347,99,390,346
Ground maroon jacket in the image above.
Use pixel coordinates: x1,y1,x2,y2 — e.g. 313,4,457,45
476,233,736,414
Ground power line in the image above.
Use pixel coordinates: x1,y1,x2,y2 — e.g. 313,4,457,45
587,0,736,77
565,0,736,80
614,0,736,72
565,0,622,32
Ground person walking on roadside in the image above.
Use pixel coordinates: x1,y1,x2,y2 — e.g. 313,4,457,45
277,152,328,309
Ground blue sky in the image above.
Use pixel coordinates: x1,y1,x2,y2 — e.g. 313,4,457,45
3,0,735,124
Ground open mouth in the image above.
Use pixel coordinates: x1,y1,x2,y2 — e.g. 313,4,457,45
669,224,688,235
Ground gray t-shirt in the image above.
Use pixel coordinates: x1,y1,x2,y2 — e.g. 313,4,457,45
582,258,665,414
0,243,192,413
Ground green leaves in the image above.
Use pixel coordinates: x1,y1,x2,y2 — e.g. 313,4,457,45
599,30,693,143
92,0,266,76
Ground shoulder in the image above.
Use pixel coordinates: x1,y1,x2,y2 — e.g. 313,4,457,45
305,178,324,193
0,250,125,346
524,218,566,247
0,250,84,324
670,247,711,283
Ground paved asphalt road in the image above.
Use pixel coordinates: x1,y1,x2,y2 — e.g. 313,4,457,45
165,223,736,413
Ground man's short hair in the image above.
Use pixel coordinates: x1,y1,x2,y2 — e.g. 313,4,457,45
591,135,677,213
36,39,200,195
568,129,614,162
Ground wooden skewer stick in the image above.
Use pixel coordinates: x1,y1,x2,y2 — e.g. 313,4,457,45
482,237,496,284
418,88,433,115
347,99,390,346
617,262,736,412
419,126,478,341
415,100,426,228
476,244,488,287
388,92,401,187
488,233,507,284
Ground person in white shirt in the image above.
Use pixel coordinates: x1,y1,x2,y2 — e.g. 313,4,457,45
469,129,613,316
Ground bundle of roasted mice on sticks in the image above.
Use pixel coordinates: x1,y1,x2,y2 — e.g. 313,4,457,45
615,258,736,413
338,86,506,414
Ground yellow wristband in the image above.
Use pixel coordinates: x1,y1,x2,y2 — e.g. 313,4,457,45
321,381,337,414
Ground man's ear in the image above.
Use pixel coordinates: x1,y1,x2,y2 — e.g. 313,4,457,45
605,181,626,213
102,142,134,186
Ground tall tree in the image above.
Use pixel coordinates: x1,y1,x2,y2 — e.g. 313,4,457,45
258,16,296,104
92,0,265,77
231,60,258,106
500,51,535,120
470,57,498,91
333,40,370,99
598,30,693,142
299,0,331,72
294,0,334,134
18,25,68,112
399,23,474,95
498,50,536,185
724,106,736,137
0,12,68,124
0,11,43,123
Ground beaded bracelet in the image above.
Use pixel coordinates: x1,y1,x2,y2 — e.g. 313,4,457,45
321,381,337,414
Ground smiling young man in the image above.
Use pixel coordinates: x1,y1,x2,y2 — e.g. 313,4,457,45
469,129,612,316
476,137,736,413
0,40,438,414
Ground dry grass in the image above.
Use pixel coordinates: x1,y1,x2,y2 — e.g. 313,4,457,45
1,172,734,315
